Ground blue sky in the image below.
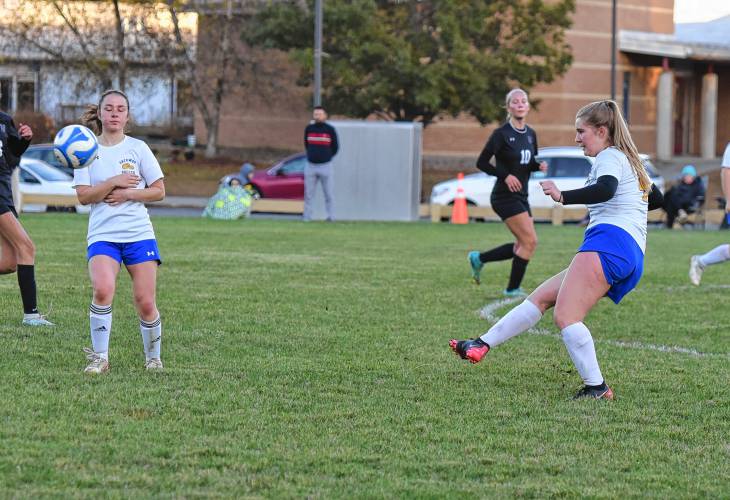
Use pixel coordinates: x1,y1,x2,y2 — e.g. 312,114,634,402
674,0,730,23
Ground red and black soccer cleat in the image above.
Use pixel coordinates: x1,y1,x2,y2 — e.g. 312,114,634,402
573,385,614,400
449,338,490,364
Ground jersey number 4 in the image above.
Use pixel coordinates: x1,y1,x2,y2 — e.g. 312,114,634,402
519,149,531,165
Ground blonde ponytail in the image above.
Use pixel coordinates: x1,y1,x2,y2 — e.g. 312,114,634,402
576,100,651,192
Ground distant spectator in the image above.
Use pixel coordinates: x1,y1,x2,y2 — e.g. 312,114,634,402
303,106,339,221
239,162,255,185
663,165,705,228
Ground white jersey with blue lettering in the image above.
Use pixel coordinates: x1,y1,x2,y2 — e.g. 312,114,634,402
73,136,164,245
585,147,648,252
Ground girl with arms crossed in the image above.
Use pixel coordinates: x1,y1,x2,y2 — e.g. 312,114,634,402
469,89,547,296
451,100,663,399
74,90,165,374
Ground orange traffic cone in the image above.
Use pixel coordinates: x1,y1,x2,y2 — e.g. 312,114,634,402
451,172,469,224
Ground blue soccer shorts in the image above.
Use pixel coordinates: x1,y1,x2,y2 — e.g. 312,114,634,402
87,239,162,266
578,223,644,304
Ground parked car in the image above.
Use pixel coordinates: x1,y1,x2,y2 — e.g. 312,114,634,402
18,158,89,214
430,146,665,210
23,143,74,176
223,153,306,200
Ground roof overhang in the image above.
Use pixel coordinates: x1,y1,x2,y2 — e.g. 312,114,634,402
619,30,730,62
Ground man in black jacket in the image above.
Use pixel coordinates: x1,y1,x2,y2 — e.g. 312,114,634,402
303,106,339,221
663,165,705,228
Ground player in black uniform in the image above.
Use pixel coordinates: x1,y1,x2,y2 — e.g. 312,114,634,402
0,112,53,326
468,89,547,296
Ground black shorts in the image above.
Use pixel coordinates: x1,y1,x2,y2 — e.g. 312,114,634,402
491,195,531,221
0,204,17,218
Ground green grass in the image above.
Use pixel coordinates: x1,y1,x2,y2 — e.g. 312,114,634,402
1,215,728,497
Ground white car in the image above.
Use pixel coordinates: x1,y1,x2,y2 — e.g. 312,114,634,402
430,146,665,210
18,158,90,214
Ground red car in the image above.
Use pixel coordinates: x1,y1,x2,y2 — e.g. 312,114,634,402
232,153,305,200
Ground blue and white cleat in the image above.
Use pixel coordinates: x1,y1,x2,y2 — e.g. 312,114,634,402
22,313,55,326
468,251,483,285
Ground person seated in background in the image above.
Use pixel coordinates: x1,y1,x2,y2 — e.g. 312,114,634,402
663,165,705,228
218,162,256,194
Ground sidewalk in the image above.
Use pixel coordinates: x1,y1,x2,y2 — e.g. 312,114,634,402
151,196,208,208
153,196,306,215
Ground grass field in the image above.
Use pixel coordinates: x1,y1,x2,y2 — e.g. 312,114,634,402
1,215,728,497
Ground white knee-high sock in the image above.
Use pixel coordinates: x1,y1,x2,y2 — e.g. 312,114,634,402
90,303,112,360
561,322,603,386
140,316,162,361
480,300,542,347
698,244,730,267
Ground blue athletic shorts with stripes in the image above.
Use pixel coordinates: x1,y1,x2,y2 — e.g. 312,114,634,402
87,239,162,266
578,223,644,304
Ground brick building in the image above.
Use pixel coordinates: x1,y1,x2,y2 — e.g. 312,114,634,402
199,0,730,166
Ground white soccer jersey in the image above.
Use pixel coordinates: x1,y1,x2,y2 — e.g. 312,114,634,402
73,136,164,245
585,147,648,252
722,143,730,168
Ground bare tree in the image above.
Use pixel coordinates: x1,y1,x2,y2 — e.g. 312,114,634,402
1,0,282,156
0,1,141,91
166,0,238,158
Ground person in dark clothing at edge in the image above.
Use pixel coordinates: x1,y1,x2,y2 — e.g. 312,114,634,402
663,164,705,228
468,88,548,297
0,111,54,326
303,106,339,221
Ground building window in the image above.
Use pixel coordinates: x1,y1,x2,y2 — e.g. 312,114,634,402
17,81,35,111
0,79,11,111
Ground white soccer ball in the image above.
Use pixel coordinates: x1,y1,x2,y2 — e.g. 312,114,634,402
53,125,99,169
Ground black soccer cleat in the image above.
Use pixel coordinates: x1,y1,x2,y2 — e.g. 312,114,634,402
573,385,614,400
449,338,490,364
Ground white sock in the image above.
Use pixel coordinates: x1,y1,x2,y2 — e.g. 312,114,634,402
140,316,162,361
698,244,730,267
480,299,542,348
561,322,603,386
89,303,112,360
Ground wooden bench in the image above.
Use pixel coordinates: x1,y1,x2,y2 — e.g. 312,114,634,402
428,204,589,225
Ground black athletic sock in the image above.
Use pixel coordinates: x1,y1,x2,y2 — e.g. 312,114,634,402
507,255,529,291
479,243,514,263
17,264,38,315
587,381,607,391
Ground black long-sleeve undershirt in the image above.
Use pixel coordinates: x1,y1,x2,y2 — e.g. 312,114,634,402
561,176,618,205
561,177,664,210
647,184,664,210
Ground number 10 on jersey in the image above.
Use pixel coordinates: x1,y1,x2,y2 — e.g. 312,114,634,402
520,149,531,165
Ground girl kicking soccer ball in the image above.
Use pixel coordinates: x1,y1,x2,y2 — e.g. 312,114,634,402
74,90,166,374
450,100,663,399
